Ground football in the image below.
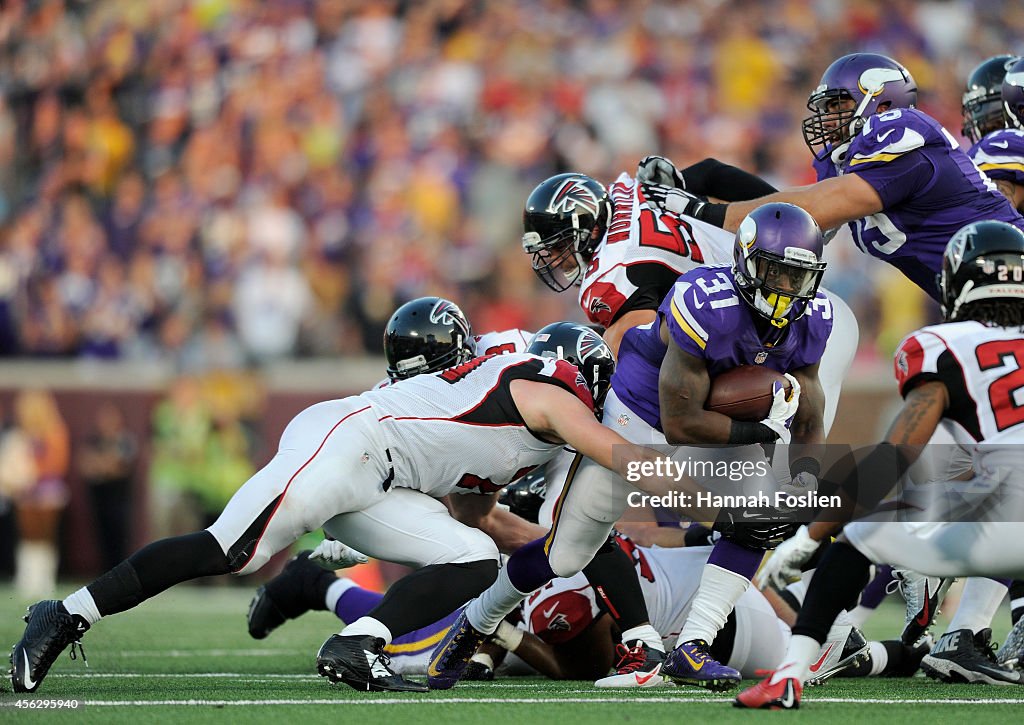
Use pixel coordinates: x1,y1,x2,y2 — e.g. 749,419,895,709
706,365,791,422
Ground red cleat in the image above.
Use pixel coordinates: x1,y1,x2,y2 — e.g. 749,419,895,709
733,675,801,710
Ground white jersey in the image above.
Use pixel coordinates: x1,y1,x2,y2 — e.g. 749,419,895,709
895,321,1024,447
475,328,533,356
359,353,594,497
577,172,733,327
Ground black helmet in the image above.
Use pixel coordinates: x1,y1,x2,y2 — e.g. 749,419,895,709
940,221,1024,322
497,468,547,524
527,321,615,413
522,173,612,292
962,55,1020,144
383,297,475,380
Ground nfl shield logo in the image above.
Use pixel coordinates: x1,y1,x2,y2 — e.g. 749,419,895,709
754,351,768,364
617,413,631,427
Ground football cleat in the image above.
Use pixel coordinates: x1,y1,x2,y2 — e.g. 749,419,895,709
734,675,802,710
427,612,487,690
316,634,427,692
594,640,666,688
996,614,1024,669
10,600,89,693
663,639,741,691
921,628,1023,685
891,569,952,645
247,550,333,639
805,624,870,686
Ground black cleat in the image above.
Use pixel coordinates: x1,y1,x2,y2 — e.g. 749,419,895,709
317,634,427,692
463,659,495,681
921,628,1022,685
10,600,89,693
248,551,333,639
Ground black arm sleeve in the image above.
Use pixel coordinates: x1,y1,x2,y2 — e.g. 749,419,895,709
680,158,778,201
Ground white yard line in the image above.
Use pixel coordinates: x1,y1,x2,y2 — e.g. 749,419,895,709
6,697,1021,706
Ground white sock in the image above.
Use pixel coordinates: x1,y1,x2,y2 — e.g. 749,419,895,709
325,578,358,614
867,640,889,676
676,564,749,646
847,604,875,628
620,624,664,652
769,634,820,685
340,616,393,645
63,587,102,626
465,567,529,635
947,577,1007,634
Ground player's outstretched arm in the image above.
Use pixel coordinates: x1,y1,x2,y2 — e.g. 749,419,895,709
720,175,884,233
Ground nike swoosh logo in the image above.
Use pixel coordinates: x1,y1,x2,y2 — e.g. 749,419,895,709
691,295,705,310
808,642,834,673
680,650,704,671
877,129,895,144
740,510,761,519
780,680,795,708
992,140,1010,149
542,605,558,618
635,667,660,685
22,650,37,690
915,582,932,626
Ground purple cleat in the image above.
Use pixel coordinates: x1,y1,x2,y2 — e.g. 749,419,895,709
427,612,487,690
663,639,742,691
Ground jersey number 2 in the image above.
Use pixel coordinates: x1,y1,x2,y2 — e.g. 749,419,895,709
976,339,1024,431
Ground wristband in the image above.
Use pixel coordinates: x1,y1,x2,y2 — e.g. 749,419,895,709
728,420,778,444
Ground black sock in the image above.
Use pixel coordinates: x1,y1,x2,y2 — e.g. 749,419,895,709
88,531,230,616
1010,580,1024,625
791,541,872,644
368,560,497,637
583,538,651,631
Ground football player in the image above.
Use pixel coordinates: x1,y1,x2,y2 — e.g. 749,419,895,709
965,55,1024,213
429,203,835,691
736,220,1024,709
249,320,666,686
520,168,858,433
649,52,1024,295
10,324,689,694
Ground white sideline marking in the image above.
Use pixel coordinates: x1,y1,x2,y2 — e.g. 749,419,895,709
22,697,1024,707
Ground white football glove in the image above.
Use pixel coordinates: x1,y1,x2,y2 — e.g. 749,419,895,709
640,182,707,218
759,373,801,444
637,155,686,189
309,539,369,570
753,524,820,591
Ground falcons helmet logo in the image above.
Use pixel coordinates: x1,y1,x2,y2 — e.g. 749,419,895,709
430,299,470,337
549,178,601,218
575,326,605,362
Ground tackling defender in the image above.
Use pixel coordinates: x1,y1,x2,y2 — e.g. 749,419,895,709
10,322,684,694
736,220,1024,709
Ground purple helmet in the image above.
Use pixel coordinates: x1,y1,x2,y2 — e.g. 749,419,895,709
733,203,827,328
1003,57,1024,131
802,53,918,161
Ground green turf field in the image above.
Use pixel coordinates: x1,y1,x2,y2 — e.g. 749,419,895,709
0,582,1021,723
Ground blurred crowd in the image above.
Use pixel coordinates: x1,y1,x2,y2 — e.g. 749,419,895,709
1,0,1023,367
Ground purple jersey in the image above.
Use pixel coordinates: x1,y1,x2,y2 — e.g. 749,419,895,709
816,108,1024,299
969,128,1024,189
611,265,833,431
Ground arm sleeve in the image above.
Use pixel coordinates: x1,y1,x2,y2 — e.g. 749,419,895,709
681,158,779,201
